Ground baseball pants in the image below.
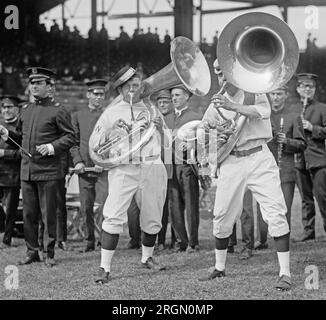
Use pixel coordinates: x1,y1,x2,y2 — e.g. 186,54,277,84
213,144,289,239
102,161,167,235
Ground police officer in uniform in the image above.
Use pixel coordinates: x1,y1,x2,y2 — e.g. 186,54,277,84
294,73,326,241
0,67,75,266
70,79,108,252
0,95,22,249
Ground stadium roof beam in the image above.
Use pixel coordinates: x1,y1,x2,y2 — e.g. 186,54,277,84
105,4,266,19
91,0,96,31
105,11,173,19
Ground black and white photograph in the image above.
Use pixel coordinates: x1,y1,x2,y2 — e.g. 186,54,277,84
0,0,326,307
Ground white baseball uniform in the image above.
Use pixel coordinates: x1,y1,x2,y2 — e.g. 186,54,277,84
202,90,289,238
90,99,169,235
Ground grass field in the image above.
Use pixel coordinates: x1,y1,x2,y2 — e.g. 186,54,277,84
0,187,325,300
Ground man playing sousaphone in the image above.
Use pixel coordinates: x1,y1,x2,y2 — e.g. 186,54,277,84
198,61,292,291
89,66,171,284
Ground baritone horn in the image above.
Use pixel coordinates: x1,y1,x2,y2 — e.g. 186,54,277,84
142,36,211,97
89,36,211,169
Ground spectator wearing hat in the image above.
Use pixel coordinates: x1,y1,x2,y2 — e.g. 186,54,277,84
0,67,75,266
70,79,109,252
90,66,171,283
164,84,202,253
0,64,24,97
0,95,22,249
294,73,326,241
164,30,171,45
50,19,60,35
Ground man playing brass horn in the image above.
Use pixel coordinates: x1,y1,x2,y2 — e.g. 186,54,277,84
199,61,291,291
91,66,170,284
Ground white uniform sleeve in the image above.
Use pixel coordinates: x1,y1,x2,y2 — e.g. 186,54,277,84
246,94,271,119
46,143,55,155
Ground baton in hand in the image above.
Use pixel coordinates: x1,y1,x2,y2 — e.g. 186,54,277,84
7,135,32,158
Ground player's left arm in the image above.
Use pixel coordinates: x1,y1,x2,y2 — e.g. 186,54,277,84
214,93,270,119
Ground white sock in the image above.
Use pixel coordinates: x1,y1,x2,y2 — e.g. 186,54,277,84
277,251,290,277
141,245,155,263
100,248,115,273
215,249,227,271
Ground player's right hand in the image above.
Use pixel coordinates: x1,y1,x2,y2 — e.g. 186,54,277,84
112,119,131,132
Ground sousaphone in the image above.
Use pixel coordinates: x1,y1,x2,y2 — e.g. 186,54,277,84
196,12,299,169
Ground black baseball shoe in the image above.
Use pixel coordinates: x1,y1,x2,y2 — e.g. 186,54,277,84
275,274,291,291
80,245,95,253
254,241,268,250
186,245,200,253
127,242,141,249
238,247,253,260
17,253,41,265
58,241,72,251
94,267,111,284
294,233,315,242
142,257,166,271
44,258,56,267
199,268,226,281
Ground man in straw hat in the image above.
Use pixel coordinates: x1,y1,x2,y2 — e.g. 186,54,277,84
90,66,171,283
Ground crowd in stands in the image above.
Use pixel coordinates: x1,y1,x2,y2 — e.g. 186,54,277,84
0,20,220,94
0,21,173,88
